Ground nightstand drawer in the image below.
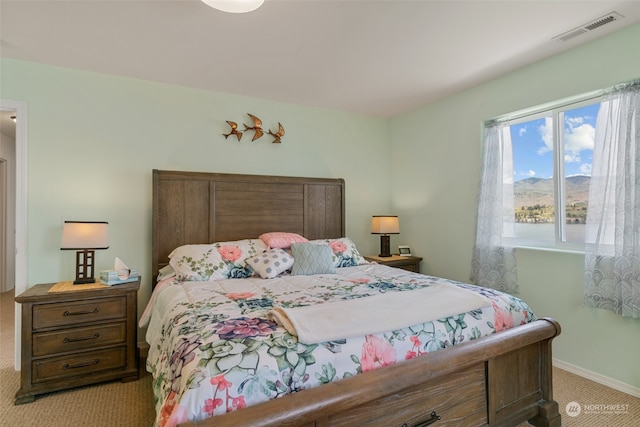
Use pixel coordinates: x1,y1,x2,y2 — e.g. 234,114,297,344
32,347,127,383
33,322,127,357
33,296,126,329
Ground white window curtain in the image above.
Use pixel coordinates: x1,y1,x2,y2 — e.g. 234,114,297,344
584,80,640,318
470,121,519,293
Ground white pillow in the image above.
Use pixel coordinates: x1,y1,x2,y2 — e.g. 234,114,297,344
246,248,294,279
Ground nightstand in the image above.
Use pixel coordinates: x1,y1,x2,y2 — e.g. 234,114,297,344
14,278,140,404
364,254,422,272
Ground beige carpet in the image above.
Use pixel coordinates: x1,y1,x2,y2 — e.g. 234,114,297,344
548,368,640,427
1,289,638,426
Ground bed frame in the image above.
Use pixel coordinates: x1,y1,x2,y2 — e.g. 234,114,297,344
152,169,561,427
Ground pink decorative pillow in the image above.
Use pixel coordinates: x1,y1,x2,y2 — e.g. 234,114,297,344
259,232,308,249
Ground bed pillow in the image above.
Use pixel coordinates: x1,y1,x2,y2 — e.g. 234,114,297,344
259,232,308,249
308,237,367,268
246,248,295,279
290,243,336,276
157,264,176,282
169,239,268,281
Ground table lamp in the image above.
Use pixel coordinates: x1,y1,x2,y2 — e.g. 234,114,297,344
371,215,399,257
61,221,109,284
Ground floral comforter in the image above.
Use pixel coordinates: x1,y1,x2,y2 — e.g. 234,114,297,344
143,263,535,427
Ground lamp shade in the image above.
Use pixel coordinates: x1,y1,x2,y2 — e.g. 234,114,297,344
61,221,109,250
371,216,400,234
201,0,264,13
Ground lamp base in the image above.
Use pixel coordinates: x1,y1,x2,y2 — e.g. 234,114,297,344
74,249,96,284
378,235,392,257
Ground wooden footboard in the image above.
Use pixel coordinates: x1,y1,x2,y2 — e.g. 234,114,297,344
181,318,561,427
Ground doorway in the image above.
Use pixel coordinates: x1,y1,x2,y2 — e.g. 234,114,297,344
0,109,17,292
0,100,27,371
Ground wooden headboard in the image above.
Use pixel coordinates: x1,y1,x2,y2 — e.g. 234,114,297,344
152,169,345,286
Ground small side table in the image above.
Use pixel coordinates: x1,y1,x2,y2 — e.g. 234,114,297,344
364,254,422,273
14,279,139,404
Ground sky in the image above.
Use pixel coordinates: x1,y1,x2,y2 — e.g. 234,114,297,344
510,102,600,182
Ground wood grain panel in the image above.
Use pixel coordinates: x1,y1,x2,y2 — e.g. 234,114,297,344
216,182,303,199
328,364,486,427
214,216,305,242
324,183,344,238
305,184,326,239
183,180,210,244
489,342,544,424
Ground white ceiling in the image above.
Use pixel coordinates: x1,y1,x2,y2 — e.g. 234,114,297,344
1,0,639,118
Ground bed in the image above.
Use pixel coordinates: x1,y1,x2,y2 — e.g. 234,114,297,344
146,169,562,427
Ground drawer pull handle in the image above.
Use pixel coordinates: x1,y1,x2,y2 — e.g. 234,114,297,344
63,359,100,370
63,307,100,316
402,411,441,427
63,333,100,343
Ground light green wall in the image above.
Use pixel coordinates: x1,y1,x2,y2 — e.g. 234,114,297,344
0,58,390,316
390,23,640,388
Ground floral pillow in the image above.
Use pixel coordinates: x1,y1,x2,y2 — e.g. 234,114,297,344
259,232,308,249
169,239,268,281
246,248,295,279
308,237,367,268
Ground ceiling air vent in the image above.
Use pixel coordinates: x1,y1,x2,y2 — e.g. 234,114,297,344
552,11,624,42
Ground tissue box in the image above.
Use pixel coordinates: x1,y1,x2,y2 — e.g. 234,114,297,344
100,269,139,286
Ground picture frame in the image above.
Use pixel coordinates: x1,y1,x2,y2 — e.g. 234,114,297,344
398,245,411,256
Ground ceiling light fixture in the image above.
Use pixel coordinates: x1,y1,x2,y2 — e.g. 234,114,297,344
201,0,264,13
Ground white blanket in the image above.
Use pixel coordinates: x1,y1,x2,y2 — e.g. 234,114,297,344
268,283,491,344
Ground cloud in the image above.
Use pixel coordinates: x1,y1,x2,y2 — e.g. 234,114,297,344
518,126,527,137
514,169,536,178
564,123,595,163
579,163,592,175
537,117,553,155
566,116,584,127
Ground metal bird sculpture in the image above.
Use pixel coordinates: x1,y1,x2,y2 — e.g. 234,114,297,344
268,122,285,143
223,121,243,141
243,113,264,141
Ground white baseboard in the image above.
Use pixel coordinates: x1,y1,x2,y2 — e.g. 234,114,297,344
553,358,640,398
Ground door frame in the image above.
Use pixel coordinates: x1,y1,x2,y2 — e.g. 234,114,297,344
0,158,6,293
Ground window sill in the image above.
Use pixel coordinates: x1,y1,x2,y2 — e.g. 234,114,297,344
515,244,585,255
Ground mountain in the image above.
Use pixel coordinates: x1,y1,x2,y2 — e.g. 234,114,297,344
514,175,590,208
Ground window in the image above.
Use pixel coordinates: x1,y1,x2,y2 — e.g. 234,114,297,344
507,98,600,250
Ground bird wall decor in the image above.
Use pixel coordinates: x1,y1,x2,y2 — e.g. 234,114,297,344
222,121,242,141
268,122,285,143
244,113,264,141
223,113,285,143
